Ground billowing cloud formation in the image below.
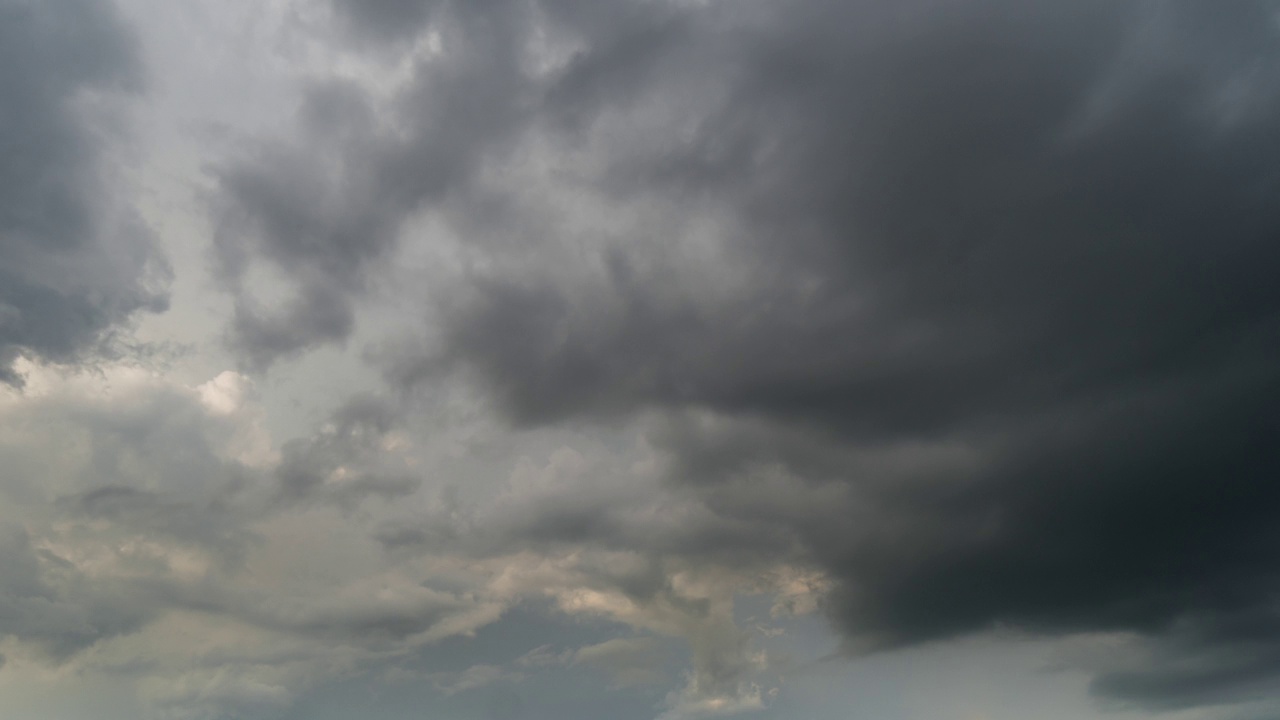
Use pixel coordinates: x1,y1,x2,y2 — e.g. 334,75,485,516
211,0,543,368
0,0,169,383
5,0,1280,718
211,0,1280,715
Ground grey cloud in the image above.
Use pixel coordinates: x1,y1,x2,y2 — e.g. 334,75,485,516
417,1,1280,714
0,369,490,690
212,80,388,368
0,0,169,383
0,371,276,662
57,485,255,569
1089,612,1280,712
0,525,156,660
443,0,1278,430
215,0,709,371
228,283,357,372
329,0,438,42
1094,652,1280,714
0,371,271,572
252,590,471,644
148,569,489,651
272,395,421,510
2,379,259,505
212,0,539,369
370,441,793,565
213,0,1280,714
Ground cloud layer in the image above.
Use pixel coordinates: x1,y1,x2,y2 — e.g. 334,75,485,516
211,0,1280,712
5,1,1280,719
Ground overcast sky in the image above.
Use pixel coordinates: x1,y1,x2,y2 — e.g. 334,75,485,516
2,1,1280,718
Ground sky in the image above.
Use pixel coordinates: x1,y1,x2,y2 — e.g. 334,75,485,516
1,0,1280,718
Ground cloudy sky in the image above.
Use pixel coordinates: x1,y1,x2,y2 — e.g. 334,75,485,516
3,0,1280,718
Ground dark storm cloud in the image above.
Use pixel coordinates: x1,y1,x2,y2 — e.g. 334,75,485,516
1092,617,1280,712
442,0,1280,431
447,0,1280,711
0,0,169,383
224,0,1280,713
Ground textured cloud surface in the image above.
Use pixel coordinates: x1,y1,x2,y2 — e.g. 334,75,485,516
0,0,169,383
3,1,1280,719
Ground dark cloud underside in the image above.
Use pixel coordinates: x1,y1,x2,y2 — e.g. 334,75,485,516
215,0,1280,713
0,0,168,383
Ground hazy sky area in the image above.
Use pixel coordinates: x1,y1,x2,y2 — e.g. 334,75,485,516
2,1,1280,718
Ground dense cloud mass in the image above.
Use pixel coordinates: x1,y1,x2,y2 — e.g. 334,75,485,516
5,0,1280,718
0,0,169,383
213,0,1280,713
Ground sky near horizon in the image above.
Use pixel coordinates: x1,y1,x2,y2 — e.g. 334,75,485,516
2,1,1280,718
